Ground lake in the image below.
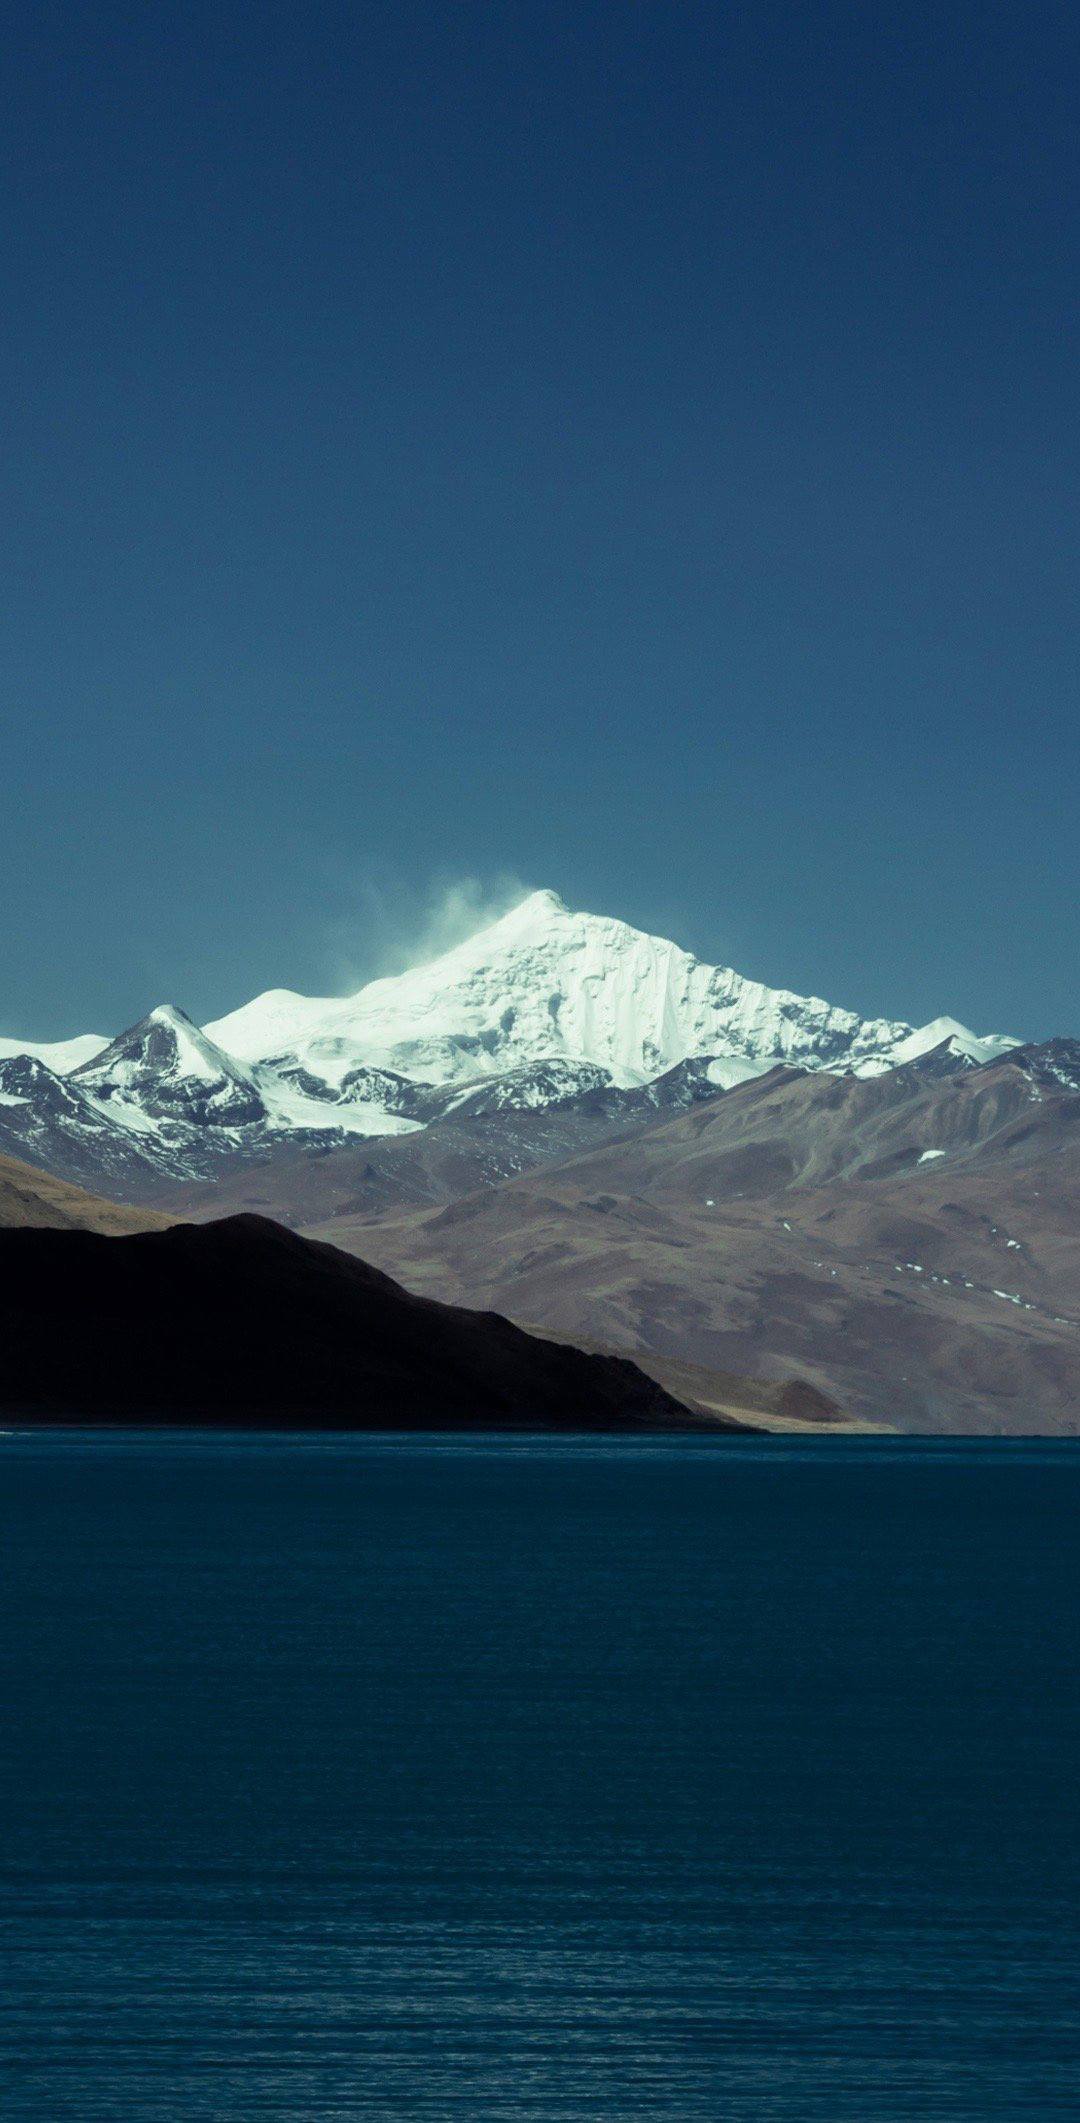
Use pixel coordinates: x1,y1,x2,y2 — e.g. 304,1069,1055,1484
3,1430,1079,2119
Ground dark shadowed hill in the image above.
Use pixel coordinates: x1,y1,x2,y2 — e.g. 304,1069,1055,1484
0,1214,708,1432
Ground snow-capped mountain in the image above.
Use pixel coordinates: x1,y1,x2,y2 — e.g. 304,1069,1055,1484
0,1038,201,1192
861,1015,1016,1075
205,889,1019,1090
0,890,1023,1195
0,1005,422,1193
74,1006,268,1129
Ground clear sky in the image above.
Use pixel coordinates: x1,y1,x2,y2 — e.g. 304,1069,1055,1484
3,1,1078,1041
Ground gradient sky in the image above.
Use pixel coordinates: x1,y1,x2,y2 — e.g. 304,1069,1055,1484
3,1,1078,1042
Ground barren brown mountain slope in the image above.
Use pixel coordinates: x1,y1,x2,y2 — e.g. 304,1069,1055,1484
154,1106,638,1224
143,1058,742,1225
0,1151,168,1234
306,1052,1080,1434
3,1135,858,1435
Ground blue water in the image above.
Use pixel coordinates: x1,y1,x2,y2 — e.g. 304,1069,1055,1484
3,1432,1079,2120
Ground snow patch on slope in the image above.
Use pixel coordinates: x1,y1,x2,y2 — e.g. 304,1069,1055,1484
253,1066,420,1139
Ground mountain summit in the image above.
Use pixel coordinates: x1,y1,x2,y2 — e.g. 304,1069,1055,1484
0,891,1022,1193
204,889,1017,1091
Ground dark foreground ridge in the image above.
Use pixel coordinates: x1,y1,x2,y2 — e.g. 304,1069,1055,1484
0,1213,709,1432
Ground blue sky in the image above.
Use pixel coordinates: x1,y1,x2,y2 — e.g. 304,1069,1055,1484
3,1,1078,1040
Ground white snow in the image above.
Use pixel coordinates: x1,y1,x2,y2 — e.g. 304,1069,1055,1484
205,890,940,1092
81,1091,165,1138
74,1004,261,1108
918,1149,947,1163
76,1002,419,1144
0,1032,107,1074
149,1004,247,1085
1,890,1042,1168
705,1055,774,1090
866,1016,1020,1073
253,1066,419,1139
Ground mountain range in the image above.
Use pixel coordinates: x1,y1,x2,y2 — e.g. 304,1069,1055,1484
7,888,1078,1433
0,890,1018,1196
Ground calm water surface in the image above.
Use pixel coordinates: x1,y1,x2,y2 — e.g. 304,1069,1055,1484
2,1430,1079,2120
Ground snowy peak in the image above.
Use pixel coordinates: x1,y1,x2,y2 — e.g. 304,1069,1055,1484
0,890,1039,1200
209,890,912,1091
437,1058,616,1121
863,1015,1021,1075
0,1049,178,1195
205,889,1021,1096
73,1005,268,1129
0,1052,102,1126
456,886,568,942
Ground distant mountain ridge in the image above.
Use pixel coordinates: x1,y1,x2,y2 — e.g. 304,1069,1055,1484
0,890,1022,1193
